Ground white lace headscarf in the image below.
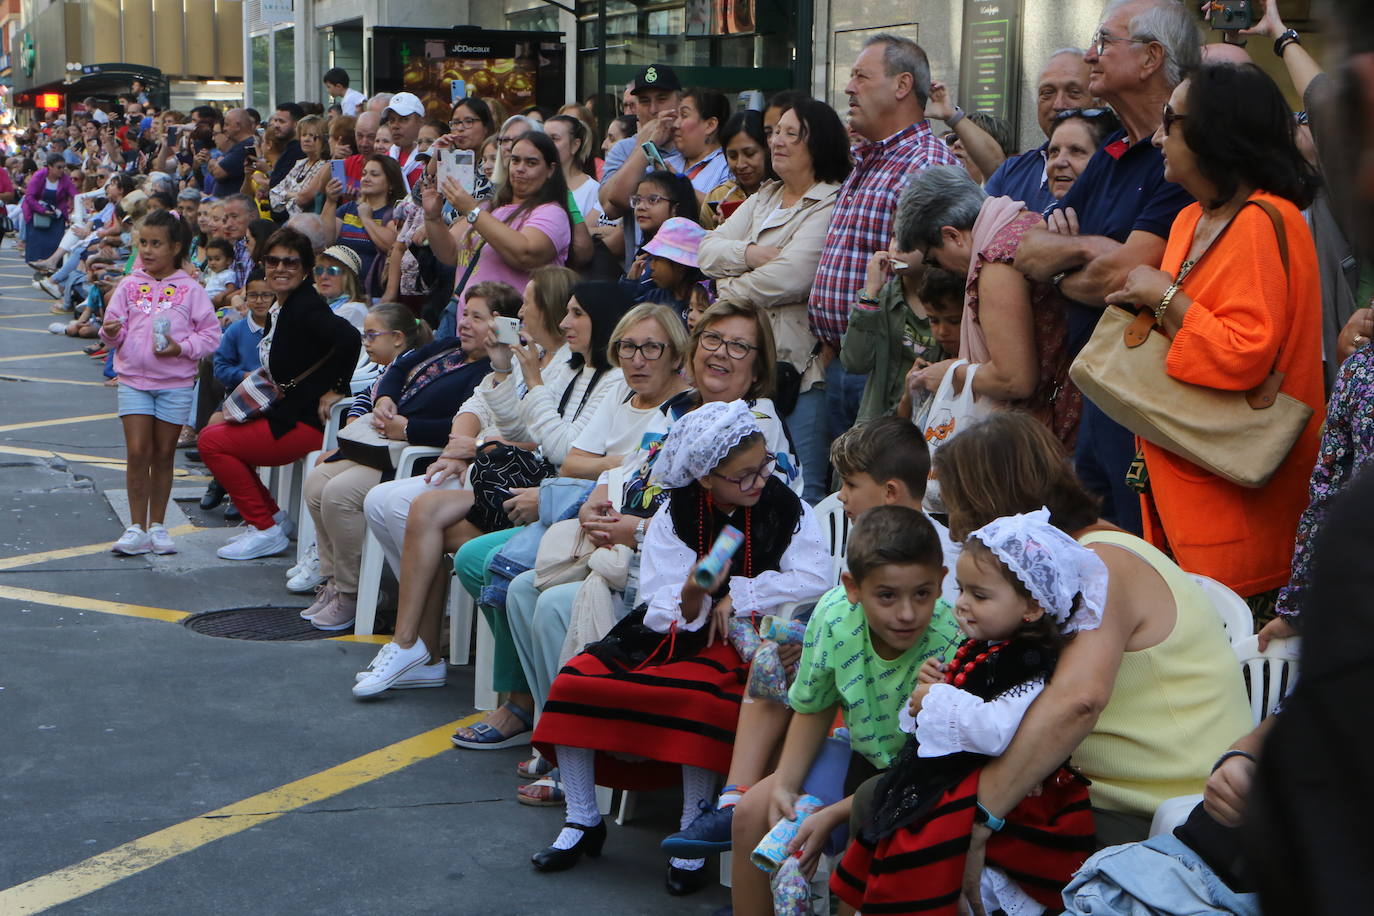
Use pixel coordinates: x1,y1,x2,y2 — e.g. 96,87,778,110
651,399,761,489
967,507,1108,634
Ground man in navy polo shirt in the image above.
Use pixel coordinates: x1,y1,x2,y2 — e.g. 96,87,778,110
1014,0,1199,533
984,49,1095,213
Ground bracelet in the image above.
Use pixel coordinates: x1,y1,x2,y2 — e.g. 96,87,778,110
1274,29,1300,57
1154,284,1180,324
856,292,880,308
946,106,966,128
1212,749,1257,773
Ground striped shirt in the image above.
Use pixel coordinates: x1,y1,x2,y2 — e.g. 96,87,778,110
808,120,958,346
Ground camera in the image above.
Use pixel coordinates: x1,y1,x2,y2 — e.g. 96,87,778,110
1210,0,1253,30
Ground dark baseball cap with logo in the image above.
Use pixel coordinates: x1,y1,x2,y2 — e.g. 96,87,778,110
629,64,682,95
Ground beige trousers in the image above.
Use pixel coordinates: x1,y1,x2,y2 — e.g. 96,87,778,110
303,458,382,596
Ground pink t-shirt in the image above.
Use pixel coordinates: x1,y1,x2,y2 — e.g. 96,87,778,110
467,201,571,297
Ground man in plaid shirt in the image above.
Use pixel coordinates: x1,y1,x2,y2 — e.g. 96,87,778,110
810,34,959,446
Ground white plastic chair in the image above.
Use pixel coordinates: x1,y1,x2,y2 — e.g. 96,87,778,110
1232,634,1300,726
294,397,356,565
354,445,443,637
1148,792,1204,837
812,493,851,587
1189,573,1254,644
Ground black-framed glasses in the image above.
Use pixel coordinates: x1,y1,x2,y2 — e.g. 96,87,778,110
697,330,759,360
1161,104,1188,136
1091,29,1149,56
712,453,777,492
1052,107,1112,122
450,117,482,129
263,255,302,269
629,193,668,208
614,339,667,361
497,136,518,148
313,264,344,277
244,291,275,301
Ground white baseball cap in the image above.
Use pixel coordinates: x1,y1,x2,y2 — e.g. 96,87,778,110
384,92,425,119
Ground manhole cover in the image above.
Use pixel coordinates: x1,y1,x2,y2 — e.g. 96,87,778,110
183,606,333,641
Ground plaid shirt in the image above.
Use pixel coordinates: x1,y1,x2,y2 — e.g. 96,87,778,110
809,120,959,346
232,237,253,290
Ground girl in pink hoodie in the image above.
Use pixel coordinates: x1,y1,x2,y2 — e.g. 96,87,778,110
100,209,221,556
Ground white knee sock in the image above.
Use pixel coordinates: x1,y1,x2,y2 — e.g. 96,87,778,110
552,745,601,850
670,765,716,871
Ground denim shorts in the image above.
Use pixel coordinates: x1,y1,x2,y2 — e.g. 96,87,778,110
117,383,195,425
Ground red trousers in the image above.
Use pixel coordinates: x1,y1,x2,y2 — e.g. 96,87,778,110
198,419,322,529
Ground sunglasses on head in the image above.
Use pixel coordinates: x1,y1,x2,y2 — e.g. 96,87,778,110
263,255,302,269
1052,107,1112,122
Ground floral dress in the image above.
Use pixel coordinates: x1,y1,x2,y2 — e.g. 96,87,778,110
966,210,1082,448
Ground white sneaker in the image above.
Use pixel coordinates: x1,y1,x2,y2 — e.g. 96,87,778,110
273,510,297,541
287,546,323,593
39,277,62,299
225,523,256,543
48,321,66,334
216,524,290,560
352,639,430,698
147,523,177,555
354,659,446,689
111,524,151,556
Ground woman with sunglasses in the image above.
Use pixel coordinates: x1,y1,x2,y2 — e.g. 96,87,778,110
1103,62,1323,620
311,244,369,330
198,228,361,561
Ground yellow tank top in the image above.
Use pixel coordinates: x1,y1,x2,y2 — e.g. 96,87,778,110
1073,531,1253,818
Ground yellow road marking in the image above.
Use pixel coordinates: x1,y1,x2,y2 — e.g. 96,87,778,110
0,585,190,623
0,350,83,363
0,526,196,570
0,713,482,914
0,326,51,334
0,444,126,463
0,374,110,387
2,312,53,318
0,412,117,433
328,633,392,644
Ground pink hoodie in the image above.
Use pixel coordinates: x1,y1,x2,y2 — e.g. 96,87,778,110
100,268,222,390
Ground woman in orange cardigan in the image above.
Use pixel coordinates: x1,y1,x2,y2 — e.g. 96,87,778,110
1105,62,1324,615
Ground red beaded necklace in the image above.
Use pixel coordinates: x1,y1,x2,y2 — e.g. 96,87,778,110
945,639,1007,688
698,490,753,578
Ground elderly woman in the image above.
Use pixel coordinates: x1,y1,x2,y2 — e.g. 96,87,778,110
698,98,852,502
905,164,1082,448
1044,108,1121,206
198,228,361,561
1103,62,1323,612
23,154,77,267
270,114,330,218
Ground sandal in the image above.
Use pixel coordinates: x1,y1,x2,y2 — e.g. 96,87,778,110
517,776,565,807
450,701,533,751
517,754,554,780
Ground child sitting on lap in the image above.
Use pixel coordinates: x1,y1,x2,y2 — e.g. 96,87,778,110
833,508,1102,916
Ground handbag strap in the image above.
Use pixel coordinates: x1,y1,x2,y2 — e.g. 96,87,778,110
279,346,336,391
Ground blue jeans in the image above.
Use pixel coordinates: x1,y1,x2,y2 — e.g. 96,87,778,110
786,386,830,504
1074,400,1143,535
824,357,867,442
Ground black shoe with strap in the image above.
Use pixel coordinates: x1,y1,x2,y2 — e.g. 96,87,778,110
665,861,711,896
531,820,606,872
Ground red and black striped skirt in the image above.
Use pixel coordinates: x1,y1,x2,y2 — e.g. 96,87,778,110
531,639,748,791
832,766,1095,915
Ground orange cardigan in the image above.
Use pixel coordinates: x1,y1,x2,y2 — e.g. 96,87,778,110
1141,191,1325,597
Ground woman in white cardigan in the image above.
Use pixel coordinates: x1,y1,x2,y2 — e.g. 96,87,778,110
697,98,853,503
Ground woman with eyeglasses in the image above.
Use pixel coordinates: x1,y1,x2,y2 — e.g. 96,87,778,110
904,164,1083,450
322,153,406,299
701,97,852,503
447,97,495,153
1102,61,1323,619
298,288,502,632
198,228,361,561
1045,108,1121,206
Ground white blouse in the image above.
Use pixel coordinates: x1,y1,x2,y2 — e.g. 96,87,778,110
639,498,830,634
905,677,1047,758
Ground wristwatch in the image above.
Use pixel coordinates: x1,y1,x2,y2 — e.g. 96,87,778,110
634,518,648,548
973,802,1005,832
1274,28,1300,57
465,206,482,225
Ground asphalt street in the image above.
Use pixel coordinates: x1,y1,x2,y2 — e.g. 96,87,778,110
0,240,732,915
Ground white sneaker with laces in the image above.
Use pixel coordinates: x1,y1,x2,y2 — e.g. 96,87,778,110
352,639,430,698
355,659,447,689
216,524,290,560
225,523,256,543
147,524,177,555
111,524,151,556
287,546,323,593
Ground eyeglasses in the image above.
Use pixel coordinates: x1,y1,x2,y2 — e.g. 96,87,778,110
263,255,302,269
450,117,481,129
712,453,777,492
244,291,275,301
1161,104,1188,136
697,330,759,360
1052,107,1112,122
313,264,344,277
497,136,518,148
629,194,668,208
362,329,400,341
614,339,667,361
1090,29,1150,56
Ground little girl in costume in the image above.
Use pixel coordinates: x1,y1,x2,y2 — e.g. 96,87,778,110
529,399,829,893
833,507,1103,916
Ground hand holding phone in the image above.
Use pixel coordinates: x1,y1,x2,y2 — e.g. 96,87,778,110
493,316,522,346
641,141,668,172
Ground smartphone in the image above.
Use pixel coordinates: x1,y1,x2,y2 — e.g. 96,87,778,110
889,257,910,272
438,148,476,195
493,315,522,346
450,79,467,107
641,141,668,172
167,125,179,143
1208,0,1252,29
331,159,347,188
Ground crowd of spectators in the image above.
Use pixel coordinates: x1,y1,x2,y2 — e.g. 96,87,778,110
10,0,1374,909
